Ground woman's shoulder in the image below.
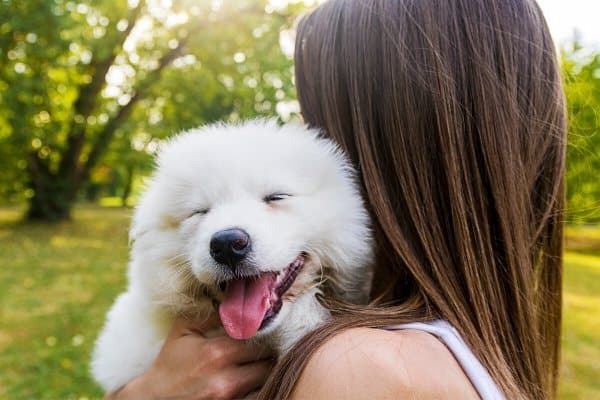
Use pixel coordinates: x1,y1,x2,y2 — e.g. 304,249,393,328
290,327,480,399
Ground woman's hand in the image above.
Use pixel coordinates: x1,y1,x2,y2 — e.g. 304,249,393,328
107,314,274,400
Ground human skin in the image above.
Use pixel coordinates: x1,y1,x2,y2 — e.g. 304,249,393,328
105,314,274,400
100,264,478,399
109,321,480,399
290,328,480,399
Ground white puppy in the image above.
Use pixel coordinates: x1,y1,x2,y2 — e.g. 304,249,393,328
91,119,373,393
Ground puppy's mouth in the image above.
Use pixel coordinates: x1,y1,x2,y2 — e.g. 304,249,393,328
218,254,306,340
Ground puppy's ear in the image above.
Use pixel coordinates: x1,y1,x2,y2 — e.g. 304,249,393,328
129,133,186,245
129,179,161,244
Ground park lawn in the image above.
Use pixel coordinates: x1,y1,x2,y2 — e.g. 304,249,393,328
0,205,131,399
0,205,598,399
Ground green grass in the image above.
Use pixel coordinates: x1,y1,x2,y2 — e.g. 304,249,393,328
560,227,600,399
0,205,598,399
0,205,130,399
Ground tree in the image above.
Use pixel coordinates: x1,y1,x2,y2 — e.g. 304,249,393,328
562,46,600,223
0,0,302,220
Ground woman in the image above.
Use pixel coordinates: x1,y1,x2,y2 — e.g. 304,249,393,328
261,0,566,397
109,0,566,398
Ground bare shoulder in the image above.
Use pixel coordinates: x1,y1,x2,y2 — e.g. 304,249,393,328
290,327,480,400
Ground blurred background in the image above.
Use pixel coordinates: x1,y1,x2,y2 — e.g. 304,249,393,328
0,0,598,398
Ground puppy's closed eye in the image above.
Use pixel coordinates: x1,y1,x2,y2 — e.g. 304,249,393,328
189,208,210,218
264,193,291,203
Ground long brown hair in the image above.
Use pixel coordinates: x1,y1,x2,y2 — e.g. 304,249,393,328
260,0,566,398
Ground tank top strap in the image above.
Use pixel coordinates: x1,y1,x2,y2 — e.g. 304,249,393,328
382,320,505,400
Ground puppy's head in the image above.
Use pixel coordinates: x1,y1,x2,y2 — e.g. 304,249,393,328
131,119,372,340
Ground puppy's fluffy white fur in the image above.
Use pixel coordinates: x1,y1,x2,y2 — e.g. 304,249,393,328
91,119,373,392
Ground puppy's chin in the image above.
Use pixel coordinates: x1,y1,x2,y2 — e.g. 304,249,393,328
214,257,325,341
254,260,328,340
252,298,293,336
256,288,331,353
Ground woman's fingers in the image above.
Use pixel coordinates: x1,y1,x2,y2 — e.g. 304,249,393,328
208,336,275,365
215,360,275,399
170,313,222,338
110,312,275,399
178,334,274,370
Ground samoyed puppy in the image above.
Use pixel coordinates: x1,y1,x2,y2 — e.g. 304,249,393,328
91,119,373,393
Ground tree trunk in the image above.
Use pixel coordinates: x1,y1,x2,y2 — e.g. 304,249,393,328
121,165,134,207
21,1,180,222
26,175,74,221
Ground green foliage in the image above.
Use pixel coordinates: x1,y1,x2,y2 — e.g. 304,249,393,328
562,47,600,223
1,1,598,222
0,0,77,201
0,0,304,218
0,205,597,398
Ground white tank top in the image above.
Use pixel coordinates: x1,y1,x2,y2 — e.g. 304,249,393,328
383,320,505,400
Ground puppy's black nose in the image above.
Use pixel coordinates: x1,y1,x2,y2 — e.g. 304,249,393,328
209,228,251,268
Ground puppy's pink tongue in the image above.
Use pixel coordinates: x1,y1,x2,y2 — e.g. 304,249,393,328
219,274,275,340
